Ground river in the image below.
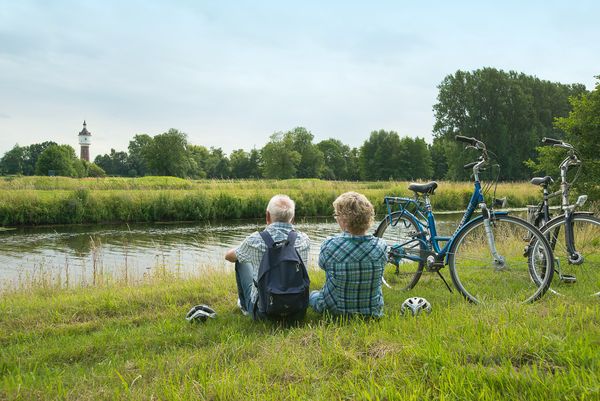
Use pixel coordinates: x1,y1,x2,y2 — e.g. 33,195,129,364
0,215,460,288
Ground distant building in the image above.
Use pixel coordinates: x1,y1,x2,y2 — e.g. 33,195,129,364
78,120,92,161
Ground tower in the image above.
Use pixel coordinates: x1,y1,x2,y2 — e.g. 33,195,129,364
78,120,92,162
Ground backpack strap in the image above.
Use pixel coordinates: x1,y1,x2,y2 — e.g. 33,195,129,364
259,230,275,247
260,230,298,247
286,230,298,247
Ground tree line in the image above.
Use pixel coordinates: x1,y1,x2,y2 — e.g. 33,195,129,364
1,68,596,184
0,127,435,181
100,128,436,181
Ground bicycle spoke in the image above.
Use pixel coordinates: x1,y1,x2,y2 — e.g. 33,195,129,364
539,215,600,298
449,215,553,304
375,212,425,291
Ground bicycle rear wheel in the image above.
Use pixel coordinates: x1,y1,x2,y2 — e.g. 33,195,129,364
374,212,425,291
538,213,600,298
448,214,554,304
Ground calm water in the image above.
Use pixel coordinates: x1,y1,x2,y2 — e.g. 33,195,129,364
0,216,460,287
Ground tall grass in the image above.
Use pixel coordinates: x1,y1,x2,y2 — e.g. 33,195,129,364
1,268,598,401
0,177,543,226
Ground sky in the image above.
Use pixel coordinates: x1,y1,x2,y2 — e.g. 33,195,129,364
1,0,599,159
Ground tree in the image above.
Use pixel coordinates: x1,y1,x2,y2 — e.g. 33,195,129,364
204,147,231,178
430,139,449,180
23,141,57,175
144,129,193,177
128,134,153,176
1,141,60,176
346,148,361,181
553,76,600,198
402,137,433,180
35,144,79,176
0,145,25,175
433,68,586,180
359,130,404,180
247,148,262,178
229,149,249,178
317,138,351,180
261,133,301,179
188,145,209,178
229,149,262,179
283,127,324,178
94,149,130,176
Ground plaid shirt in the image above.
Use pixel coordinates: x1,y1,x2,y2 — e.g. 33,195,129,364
235,222,310,304
314,232,387,317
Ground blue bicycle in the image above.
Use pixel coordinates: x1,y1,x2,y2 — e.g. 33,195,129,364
375,135,555,304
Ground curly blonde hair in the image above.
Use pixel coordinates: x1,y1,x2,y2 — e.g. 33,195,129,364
333,191,375,234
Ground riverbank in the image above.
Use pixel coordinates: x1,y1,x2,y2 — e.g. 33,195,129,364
1,271,598,400
0,177,542,226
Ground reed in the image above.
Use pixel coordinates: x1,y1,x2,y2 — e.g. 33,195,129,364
0,177,551,226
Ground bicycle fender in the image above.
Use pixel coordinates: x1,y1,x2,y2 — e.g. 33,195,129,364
539,211,595,230
444,211,509,264
540,213,566,230
376,209,425,237
393,210,424,230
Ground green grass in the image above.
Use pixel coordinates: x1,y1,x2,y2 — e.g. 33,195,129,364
1,269,598,401
0,177,544,226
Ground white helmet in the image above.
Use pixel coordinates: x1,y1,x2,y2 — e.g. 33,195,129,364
186,304,216,323
401,297,432,316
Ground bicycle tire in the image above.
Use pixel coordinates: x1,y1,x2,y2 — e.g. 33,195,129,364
374,211,426,291
537,213,600,298
448,214,554,304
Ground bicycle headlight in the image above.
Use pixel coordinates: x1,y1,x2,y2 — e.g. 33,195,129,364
575,195,588,208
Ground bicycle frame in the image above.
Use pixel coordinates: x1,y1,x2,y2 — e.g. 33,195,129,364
384,179,507,268
531,139,596,262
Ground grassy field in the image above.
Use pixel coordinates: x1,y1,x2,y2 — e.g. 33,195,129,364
0,176,545,226
1,269,598,401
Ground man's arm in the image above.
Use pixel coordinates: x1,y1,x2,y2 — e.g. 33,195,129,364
226,232,259,264
225,248,237,263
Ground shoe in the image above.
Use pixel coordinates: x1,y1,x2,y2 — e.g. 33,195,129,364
237,298,250,316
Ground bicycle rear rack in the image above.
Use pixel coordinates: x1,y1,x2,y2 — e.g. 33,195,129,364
383,196,424,226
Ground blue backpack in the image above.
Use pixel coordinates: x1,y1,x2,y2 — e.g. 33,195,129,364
254,230,310,321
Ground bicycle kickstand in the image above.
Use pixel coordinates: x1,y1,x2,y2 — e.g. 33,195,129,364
436,270,453,293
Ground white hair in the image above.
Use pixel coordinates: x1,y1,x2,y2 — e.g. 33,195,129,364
267,194,295,223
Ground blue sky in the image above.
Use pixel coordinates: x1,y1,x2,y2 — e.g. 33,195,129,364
1,0,598,159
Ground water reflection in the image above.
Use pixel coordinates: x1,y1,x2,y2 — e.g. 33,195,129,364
0,215,460,286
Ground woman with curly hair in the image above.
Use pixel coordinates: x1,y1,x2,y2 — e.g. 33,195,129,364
310,191,387,317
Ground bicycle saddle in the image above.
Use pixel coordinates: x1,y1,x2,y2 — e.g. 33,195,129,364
408,181,438,195
530,176,553,186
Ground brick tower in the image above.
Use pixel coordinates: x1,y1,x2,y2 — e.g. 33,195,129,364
78,120,92,162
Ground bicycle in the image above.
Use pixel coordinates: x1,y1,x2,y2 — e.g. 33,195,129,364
528,137,600,297
375,135,555,304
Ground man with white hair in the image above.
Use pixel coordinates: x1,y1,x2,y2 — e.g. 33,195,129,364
225,194,310,317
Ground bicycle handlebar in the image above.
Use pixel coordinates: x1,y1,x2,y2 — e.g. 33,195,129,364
455,135,487,152
455,135,478,146
463,161,478,170
541,137,563,145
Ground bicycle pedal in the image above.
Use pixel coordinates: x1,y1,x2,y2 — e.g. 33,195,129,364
408,231,425,238
560,274,577,284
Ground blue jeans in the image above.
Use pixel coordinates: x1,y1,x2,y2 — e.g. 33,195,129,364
235,261,256,316
309,290,325,313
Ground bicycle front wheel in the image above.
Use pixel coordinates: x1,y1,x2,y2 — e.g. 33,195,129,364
448,214,554,304
539,213,600,298
374,212,425,291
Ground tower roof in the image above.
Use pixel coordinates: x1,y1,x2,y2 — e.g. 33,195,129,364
79,120,92,136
